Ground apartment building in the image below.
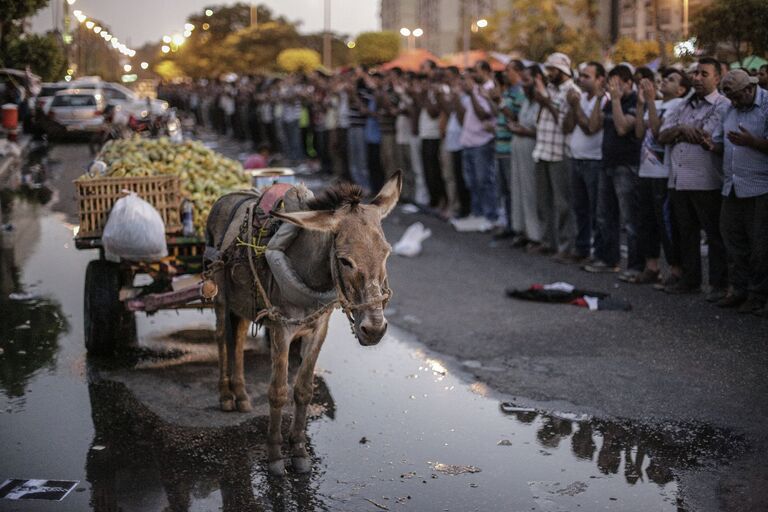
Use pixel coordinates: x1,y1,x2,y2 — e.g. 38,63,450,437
381,0,498,56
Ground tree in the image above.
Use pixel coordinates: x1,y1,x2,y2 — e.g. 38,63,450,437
300,33,353,68
611,37,662,66
172,3,302,76
220,21,303,74
353,31,399,66
5,33,66,82
154,60,185,81
0,0,49,57
277,48,322,73
502,0,603,63
692,0,768,63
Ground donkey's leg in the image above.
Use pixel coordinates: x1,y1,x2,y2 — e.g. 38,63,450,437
289,318,329,473
231,314,252,412
267,325,291,476
215,301,235,412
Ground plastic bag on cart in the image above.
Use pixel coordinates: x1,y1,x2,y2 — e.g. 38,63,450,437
102,192,168,261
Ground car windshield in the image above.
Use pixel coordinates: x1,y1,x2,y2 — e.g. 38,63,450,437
51,95,97,107
40,86,68,97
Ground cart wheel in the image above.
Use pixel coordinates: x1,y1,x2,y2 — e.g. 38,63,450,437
84,260,136,355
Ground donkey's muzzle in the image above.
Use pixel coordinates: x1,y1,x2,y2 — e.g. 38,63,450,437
357,319,387,346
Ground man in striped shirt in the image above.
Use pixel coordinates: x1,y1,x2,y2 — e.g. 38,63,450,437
709,69,768,315
658,57,730,300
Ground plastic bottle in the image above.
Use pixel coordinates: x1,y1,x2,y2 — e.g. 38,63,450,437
182,200,194,236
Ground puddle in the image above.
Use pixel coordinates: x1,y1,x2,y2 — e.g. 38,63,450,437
0,175,748,512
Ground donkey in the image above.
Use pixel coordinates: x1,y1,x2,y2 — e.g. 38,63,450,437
206,171,401,476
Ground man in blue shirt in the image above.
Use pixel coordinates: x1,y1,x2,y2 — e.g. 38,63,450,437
710,69,768,315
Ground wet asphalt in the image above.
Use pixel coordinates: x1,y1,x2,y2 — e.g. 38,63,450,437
0,140,765,511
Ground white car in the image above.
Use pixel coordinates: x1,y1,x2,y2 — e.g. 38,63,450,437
48,89,106,132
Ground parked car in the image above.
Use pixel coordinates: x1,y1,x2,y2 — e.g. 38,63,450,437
48,89,106,133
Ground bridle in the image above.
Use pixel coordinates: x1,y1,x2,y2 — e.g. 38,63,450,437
330,237,392,329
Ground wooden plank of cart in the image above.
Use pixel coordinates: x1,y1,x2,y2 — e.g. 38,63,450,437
74,174,216,355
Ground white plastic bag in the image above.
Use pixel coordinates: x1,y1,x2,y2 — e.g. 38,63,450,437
102,192,168,261
393,222,432,257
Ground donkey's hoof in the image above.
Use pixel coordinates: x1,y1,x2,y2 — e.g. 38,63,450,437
236,399,252,412
268,459,286,476
291,457,312,474
220,399,235,412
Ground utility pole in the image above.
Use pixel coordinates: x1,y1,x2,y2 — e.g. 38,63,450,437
323,0,332,68
462,0,470,69
250,3,258,28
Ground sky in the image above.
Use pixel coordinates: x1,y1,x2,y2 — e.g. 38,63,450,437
31,0,380,48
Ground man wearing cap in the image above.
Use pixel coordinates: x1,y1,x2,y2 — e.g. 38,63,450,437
532,52,579,258
709,69,768,315
658,57,730,300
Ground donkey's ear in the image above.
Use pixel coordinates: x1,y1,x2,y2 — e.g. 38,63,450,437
272,210,340,232
371,170,402,218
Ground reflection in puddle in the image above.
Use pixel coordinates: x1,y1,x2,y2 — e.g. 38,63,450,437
1,189,67,402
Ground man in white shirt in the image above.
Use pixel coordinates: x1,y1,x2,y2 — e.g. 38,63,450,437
562,61,606,263
631,68,690,286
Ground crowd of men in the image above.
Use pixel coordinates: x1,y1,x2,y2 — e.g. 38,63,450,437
159,56,768,317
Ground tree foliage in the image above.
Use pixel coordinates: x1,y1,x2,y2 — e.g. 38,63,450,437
353,31,400,66
611,37,662,66
154,60,185,81
692,0,768,63
501,0,603,63
170,3,305,76
5,33,66,82
277,48,322,73
0,0,49,56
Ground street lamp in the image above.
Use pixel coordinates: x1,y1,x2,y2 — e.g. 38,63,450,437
399,27,423,50
464,18,487,68
140,61,149,70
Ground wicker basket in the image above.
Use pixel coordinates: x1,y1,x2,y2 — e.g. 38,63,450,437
75,175,183,238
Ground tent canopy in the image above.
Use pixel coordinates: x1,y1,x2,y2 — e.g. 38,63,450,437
440,50,506,71
380,49,445,72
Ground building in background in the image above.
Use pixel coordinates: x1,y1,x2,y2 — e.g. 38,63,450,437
381,0,711,56
381,0,498,57
616,0,710,41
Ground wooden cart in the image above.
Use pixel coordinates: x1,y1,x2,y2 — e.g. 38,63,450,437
75,174,214,355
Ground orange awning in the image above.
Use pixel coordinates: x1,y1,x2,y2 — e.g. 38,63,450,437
380,49,445,72
441,50,506,71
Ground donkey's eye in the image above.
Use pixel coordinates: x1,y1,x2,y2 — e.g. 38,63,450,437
339,257,355,269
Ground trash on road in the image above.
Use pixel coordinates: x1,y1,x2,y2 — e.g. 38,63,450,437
505,282,632,311
0,479,79,501
393,222,432,257
431,462,481,475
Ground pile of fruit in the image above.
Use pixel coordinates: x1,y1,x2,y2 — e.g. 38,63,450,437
82,137,250,229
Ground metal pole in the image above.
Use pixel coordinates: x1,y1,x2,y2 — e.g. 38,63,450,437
462,0,469,69
682,0,688,38
323,0,331,68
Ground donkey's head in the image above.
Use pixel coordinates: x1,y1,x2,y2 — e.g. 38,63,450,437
273,171,402,346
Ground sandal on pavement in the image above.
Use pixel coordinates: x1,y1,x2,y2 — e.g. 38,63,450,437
626,268,660,285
